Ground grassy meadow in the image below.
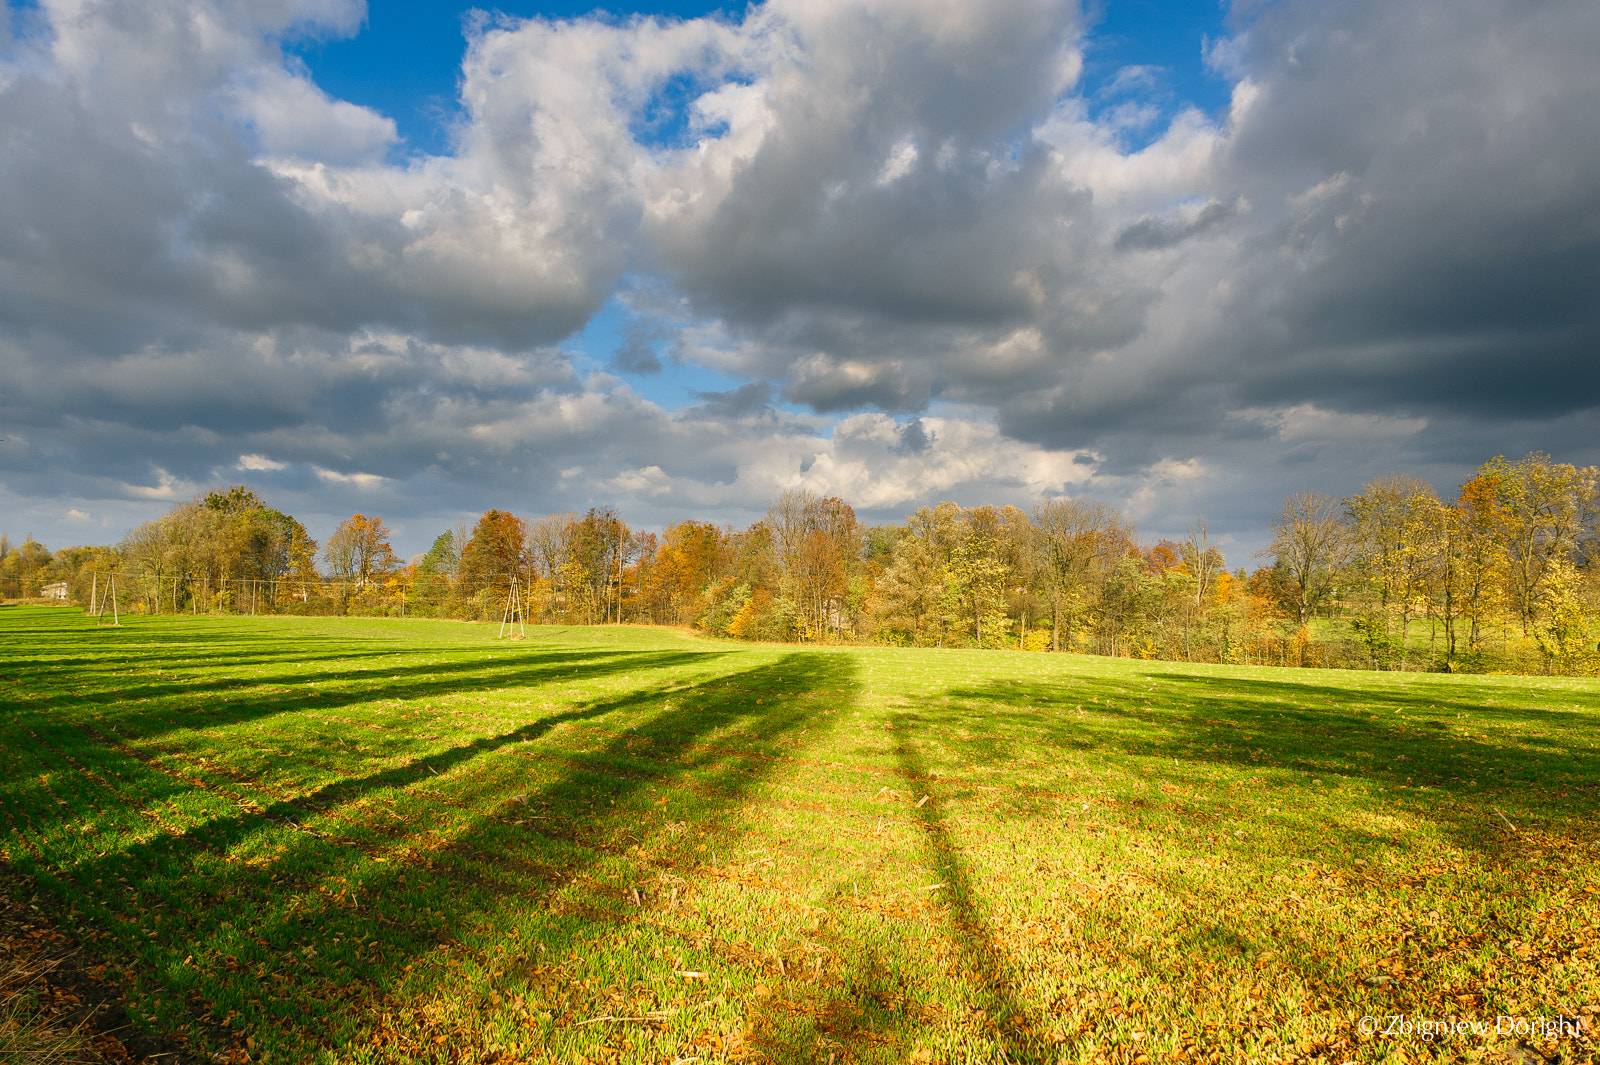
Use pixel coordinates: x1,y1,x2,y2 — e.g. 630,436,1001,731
1,604,1597,1065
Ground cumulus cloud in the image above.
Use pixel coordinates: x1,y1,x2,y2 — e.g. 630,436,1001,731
2,0,1599,560
237,454,287,471
1114,197,1239,251
313,466,387,487
243,64,398,164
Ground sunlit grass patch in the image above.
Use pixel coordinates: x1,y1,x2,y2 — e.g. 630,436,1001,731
1,607,1597,1064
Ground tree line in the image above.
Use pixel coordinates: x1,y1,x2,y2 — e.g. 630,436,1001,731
1263,454,1598,673
5,452,1596,674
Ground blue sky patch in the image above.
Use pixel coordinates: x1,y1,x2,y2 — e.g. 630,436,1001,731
289,1,743,157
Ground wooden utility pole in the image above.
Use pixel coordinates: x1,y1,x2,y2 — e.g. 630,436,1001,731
96,575,120,626
499,576,526,639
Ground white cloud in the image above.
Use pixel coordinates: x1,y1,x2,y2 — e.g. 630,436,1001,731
120,468,193,501
875,138,920,186
1231,404,1429,444
1122,457,1210,522
2,0,1599,559
242,66,398,165
313,466,386,488
604,465,673,496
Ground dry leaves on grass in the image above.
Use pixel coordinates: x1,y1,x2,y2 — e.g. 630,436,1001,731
0,875,211,1065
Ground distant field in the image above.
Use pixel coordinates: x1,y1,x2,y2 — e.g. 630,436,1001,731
1,605,1597,1065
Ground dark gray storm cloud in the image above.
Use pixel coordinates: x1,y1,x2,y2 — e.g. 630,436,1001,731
687,382,775,419
610,322,666,375
1114,199,1238,252
3,0,1599,559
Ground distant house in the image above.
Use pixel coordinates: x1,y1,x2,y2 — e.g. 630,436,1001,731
41,581,69,600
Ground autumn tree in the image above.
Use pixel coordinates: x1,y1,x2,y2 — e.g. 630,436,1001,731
459,510,528,608
1129,535,1218,660
1451,472,1510,653
950,509,1010,648
1181,521,1225,608
1033,498,1132,651
872,528,952,646
1099,550,1166,657
276,512,321,603
1533,558,1597,674
119,518,173,611
869,502,1022,648
197,487,318,604
988,506,1044,648
0,536,56,599
1264,491,1350,625
1343,475,1438,666
1479,453,1597,634
871,502,968,646
567,507,631,623
752,490,866,640
767,487,818,593
527,512,576,619
110,487,318,613
323,514,397,591
648,520,729,627
793,498,862,641
722,523,784,639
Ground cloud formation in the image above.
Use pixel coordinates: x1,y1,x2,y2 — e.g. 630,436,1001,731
2,0,1599,558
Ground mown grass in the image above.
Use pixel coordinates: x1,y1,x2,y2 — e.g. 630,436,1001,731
1,604,1597,1065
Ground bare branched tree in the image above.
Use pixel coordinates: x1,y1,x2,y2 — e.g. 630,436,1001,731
1263,491,1350,624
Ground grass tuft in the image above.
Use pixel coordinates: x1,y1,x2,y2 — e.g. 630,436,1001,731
0,959,98,1065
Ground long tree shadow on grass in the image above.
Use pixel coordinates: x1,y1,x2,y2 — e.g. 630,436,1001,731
2,609,726,851
734,717,1058,1065
928,668,1600,855
892,727,1053,1064
3,614,728,769
860,670,1600,1063
2,646,857,1063
1,639,732,869
3,616,715,740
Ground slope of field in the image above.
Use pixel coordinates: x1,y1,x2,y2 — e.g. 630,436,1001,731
1,605,1597,1064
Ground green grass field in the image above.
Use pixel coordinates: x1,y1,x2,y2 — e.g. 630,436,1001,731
1,605,1597,1065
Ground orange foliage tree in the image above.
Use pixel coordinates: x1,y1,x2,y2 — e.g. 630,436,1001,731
322,514,396,591
460,509,527,602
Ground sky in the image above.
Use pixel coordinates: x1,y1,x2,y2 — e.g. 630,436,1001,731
2,0,1598,566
